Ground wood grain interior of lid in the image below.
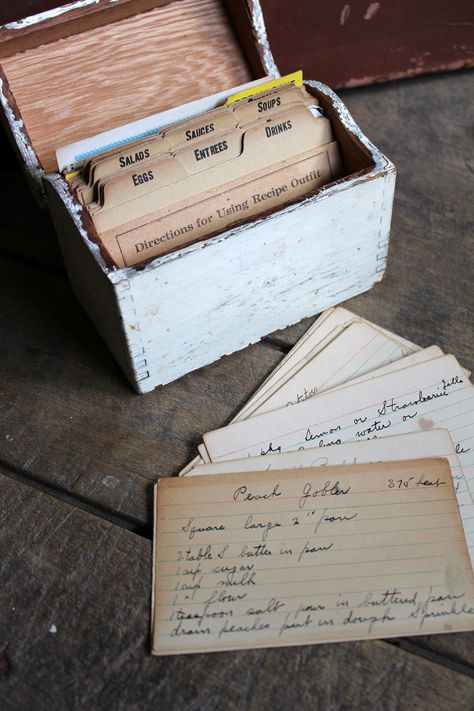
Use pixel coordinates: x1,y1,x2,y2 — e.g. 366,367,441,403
0,1,175,58
1,0,252,173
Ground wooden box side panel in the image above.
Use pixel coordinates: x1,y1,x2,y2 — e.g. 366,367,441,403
44,176,146,390
126,170,396,393
43,79,395,394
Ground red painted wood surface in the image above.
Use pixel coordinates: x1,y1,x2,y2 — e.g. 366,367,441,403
258,0,474,88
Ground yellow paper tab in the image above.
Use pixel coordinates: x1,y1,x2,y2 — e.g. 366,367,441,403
65,170,81,182
225,71,303,106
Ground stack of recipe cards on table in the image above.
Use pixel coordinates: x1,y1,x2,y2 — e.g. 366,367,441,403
151,307,474,655
66,72,343,268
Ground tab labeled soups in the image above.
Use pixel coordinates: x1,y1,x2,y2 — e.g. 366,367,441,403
70,80,342,268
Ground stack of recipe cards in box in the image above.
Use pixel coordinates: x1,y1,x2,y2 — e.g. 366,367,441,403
67,73,343,268
151,307,474,655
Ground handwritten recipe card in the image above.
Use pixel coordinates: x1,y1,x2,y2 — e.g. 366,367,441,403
203,354,474,561
153,307,474,655
152,458,474,655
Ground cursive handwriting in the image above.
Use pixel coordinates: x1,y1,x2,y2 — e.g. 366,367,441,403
305,425,342,442
233,484,282,502
260,442,282,456
181,517,225,540
298,480,350,509
218,617,270,639
377,387,450,417
244,514,282,541
355,419,392,438
160,463,474,651
443,375,464,390
408,586,474,629
298,539,334,562
246,598,285,616
279,612,313,636
343,608,395,634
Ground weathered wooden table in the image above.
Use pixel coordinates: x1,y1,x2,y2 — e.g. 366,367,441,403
1,69,473,710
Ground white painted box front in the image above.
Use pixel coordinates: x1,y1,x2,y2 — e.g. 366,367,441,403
44,81,396,393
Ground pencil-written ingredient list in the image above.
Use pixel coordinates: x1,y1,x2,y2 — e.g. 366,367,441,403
152,306,474,656
152,458,474,655
202,352,474,562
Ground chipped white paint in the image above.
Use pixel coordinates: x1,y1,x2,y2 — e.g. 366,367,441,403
0,6,395,393
364,2,380,21
51,177,116,272
0,76,45,197
307,82,372,152
2,0,102,31
49,624,58,634
340,4,351,26
102,475,119,488
45,81,396,394
248,0,280,77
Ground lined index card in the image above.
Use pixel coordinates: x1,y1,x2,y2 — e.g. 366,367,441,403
203,355,474,562
189,430,459,477
152,458,474,655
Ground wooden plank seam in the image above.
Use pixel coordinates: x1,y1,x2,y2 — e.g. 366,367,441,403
375,180,389,274
116,277,150,383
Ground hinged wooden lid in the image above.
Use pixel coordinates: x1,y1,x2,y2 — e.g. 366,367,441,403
0,1,174,57
0,1,270,176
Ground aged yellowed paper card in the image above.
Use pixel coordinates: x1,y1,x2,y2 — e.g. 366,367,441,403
152,458,474,655
189,430,458,477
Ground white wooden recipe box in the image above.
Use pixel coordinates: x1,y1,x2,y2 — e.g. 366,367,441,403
0,1,396,393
